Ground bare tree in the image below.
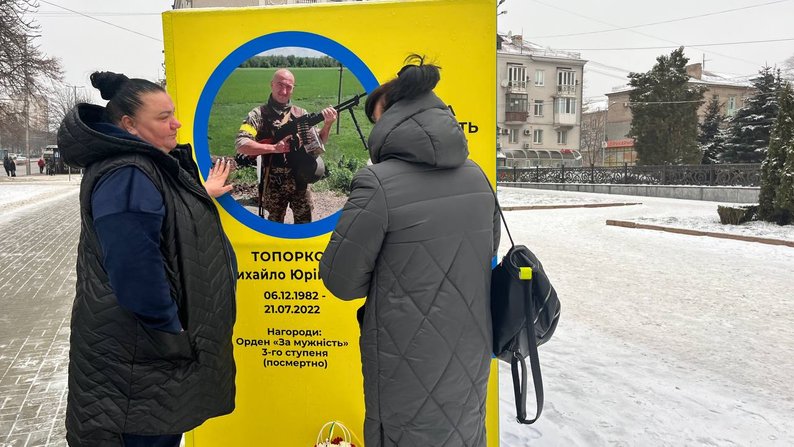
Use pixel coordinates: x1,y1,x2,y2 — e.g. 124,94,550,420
1,0,63,154
1,0,62,96
49,85,93,131
580,102,606,166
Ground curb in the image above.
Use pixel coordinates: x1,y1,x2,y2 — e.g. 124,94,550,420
605,219,794,248
0,175,81,184
502,202,641,211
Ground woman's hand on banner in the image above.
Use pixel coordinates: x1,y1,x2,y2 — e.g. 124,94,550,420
205,157,233,198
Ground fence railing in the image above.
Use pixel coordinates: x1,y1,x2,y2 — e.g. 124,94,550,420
496,163,761,187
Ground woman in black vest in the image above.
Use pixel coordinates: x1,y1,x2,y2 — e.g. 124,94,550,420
58,72,238,447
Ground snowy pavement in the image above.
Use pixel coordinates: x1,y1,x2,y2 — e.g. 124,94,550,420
0,179,80,226
496,187,794,446
1,183,792,446
0,181,79,447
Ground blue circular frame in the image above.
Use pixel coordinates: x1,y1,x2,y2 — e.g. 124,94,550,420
194,32,379,238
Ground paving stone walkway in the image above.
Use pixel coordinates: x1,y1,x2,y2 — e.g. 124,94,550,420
0,187,80,447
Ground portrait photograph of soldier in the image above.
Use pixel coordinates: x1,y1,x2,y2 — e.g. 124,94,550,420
207,48,371,224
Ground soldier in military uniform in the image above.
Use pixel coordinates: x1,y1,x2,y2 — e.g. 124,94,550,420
235,69,337,223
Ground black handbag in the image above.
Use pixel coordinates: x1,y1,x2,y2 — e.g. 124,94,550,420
489,185,561,424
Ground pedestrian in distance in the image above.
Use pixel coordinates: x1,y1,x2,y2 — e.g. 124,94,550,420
2,155,11,177
319,55,501,447
58,71,237,447
37,157,45,174
235,68,338,223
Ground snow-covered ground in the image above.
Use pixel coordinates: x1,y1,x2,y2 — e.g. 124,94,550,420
498,187,631,207
0,180,80,225
630,215,794,242
2,183,791,446
496,187,794,446
498,186,794,241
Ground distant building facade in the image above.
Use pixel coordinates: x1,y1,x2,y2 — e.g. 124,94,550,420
603,63,755,166
579,107,606,167
497,33,587,168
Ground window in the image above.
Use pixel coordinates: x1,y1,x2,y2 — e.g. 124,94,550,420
557,70,576,86
533,100,544,117
555,97,577,114
727,96,737,115
508,128,518,144
534,70,544,86
533,129,543,144
557,130,568,145
507,64,527,90
506,93,528,113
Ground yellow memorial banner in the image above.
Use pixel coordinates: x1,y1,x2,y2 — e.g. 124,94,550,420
162,1,497,445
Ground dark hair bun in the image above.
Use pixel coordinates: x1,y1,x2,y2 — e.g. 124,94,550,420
90,71,130,100
391,54,440,102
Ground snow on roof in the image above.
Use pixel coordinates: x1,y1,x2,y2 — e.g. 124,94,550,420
609,85,633,94
606,69,754,96
497,32,584,61
583,98,609,112
694,70,754,88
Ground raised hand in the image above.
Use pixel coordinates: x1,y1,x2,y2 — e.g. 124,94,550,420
205,158,233,198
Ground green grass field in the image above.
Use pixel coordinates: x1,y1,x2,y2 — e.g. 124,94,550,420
207,67,372,167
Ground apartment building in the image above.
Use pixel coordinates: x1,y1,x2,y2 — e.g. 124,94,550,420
497,33,587,168
2,95,48,131
603,63,755,166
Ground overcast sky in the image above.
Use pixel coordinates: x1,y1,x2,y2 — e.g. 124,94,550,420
31,0,173,102
498,0,794,103
29,0,794,104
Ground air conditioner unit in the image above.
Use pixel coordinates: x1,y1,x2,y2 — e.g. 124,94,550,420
523,143,531,149
501,128,510,135
523,129,531,136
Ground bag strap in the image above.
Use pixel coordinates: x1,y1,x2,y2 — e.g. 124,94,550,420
481,167,543,422
483,171,515,248
512,276,545,424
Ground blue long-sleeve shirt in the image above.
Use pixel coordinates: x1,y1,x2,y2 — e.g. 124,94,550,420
92,165,182,333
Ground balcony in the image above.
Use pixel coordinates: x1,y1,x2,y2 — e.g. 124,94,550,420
553,112,576,127
506,80,528,92
505,111,529,123
556,84,577,96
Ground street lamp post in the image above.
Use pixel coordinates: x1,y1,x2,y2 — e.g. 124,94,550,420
25,100,30,174
66,84,86,104
21,40,34,176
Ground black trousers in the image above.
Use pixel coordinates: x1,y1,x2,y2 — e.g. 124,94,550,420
122,433,182,447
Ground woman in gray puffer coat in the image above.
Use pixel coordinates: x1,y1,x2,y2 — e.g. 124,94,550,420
320,56,500,447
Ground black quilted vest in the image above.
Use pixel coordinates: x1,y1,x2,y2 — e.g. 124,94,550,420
58,104,237,446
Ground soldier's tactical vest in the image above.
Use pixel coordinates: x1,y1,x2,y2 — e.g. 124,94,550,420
257,105,326,185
